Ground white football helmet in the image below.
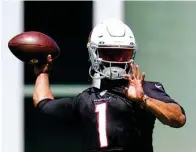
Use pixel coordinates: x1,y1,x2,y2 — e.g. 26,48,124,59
87,19,137,80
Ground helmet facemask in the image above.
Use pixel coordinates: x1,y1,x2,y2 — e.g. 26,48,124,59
88,42,137,80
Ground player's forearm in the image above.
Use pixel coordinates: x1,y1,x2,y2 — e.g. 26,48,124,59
145,97,186,128
33,73,54,106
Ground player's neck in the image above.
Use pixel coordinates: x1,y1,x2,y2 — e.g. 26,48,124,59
100,78,128,95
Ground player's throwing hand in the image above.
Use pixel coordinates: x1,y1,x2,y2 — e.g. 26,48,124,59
123,64,146,103
34,54,53,76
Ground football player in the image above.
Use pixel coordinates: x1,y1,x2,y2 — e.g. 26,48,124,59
33,19,186,152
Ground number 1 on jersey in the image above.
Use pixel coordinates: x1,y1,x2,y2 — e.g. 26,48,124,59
95,103,108,148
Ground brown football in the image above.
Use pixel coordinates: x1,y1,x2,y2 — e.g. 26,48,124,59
8,31,60,64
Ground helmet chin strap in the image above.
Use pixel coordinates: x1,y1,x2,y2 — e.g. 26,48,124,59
89,66,105,79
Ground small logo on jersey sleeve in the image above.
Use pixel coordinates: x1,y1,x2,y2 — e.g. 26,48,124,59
155,84,162,89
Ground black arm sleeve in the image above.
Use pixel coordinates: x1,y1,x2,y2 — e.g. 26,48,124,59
144,82,185,115
35,97,78,122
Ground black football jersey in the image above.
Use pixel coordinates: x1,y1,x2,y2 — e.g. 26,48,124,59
36,81,185,152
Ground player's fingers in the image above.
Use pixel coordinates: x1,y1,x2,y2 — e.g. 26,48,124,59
123,74,131,80
130,63,135,78
141,72,145,82
135,65,140,79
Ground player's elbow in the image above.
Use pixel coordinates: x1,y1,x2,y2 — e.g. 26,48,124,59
165,103,186,128
173,114,186,128
178,114,186,127
167,113,186,128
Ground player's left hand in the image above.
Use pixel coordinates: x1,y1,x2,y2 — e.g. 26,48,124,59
123,64,145,103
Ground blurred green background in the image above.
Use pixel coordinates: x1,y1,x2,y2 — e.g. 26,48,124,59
125,1,195,152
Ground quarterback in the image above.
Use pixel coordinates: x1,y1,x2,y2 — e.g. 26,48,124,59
33,19,186,152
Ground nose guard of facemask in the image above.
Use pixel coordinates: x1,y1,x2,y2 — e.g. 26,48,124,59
102,66,127,80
